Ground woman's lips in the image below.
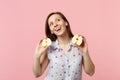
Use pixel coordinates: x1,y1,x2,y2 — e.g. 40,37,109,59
55,25,61,32
56,27,61,31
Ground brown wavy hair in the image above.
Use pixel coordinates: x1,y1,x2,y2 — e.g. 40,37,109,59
45,12,73,41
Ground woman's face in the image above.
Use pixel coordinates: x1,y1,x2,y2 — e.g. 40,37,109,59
48,14,68,36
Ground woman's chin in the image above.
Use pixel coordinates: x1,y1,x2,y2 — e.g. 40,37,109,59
55,32,64,36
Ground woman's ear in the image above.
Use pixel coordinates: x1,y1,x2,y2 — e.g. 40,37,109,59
65,22,68,26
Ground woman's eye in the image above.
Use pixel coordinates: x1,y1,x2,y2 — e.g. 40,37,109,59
57,19,60,21
49,23,53,26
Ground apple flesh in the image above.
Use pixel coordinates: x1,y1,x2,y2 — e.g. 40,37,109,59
72,34,83,46
41,38,52,47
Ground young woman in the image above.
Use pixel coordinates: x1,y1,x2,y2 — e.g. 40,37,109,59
33,12,95,80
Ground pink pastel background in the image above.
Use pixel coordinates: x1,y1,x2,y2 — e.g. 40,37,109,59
0,0,120,80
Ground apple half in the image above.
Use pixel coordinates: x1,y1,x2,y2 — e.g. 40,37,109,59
72,34,83,46
41,38,52,47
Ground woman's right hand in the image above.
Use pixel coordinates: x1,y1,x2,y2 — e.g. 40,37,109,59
35,39,50,59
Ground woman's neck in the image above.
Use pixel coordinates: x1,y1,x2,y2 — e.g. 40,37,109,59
57,33,72,52
57,33,71,45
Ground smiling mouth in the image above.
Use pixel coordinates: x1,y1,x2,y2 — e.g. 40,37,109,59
55,26,61,32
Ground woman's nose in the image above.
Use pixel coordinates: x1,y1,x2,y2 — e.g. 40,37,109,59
54,24,58,27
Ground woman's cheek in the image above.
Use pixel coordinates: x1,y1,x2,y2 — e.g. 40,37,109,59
49,26,54,31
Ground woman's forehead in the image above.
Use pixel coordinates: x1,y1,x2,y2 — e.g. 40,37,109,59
48,14,62,22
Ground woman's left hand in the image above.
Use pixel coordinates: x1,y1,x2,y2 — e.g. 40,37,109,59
79,37,88,54
74,36,88,55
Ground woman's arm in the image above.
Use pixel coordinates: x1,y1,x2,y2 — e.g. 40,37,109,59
33,42,49,77
80,37,95,76
33,52,49,77
82,50,95,76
